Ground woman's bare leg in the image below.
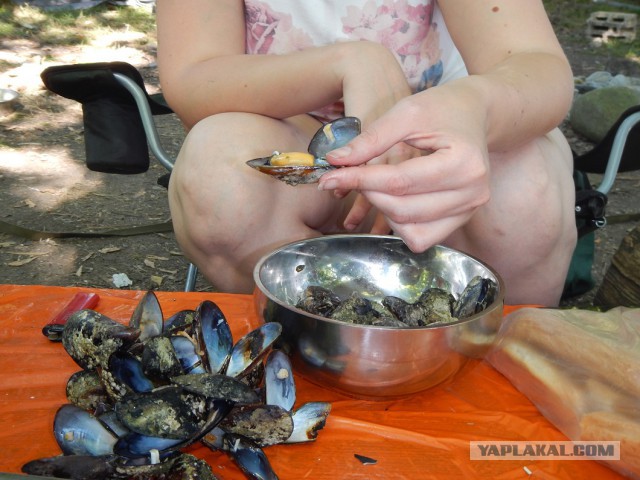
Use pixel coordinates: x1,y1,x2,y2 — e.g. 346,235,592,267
444,128,576,306
168,112,367,293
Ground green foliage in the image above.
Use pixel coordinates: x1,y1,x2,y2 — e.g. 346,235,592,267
0,2,155,46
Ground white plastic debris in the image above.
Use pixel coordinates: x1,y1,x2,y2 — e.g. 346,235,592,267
149,449,160,465
112,273,133,288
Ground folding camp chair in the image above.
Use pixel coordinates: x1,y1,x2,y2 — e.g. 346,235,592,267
40,62,198,292
564,103,640,298
573,103,640,238
40,61,640,297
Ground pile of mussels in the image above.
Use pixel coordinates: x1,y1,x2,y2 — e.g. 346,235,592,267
23,292,330,480
296,276,498,327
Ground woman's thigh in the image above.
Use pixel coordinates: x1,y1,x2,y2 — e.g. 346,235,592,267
444,128,577,305
168,112,368,289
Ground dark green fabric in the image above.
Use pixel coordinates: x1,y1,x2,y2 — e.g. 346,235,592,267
562,230,595,299
562,169,596,299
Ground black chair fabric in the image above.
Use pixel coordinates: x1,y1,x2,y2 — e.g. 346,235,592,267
41,62,172,174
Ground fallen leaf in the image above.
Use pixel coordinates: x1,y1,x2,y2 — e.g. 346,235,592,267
0,241,17,248
158,268,178,275
147,255,169,261
24,199,36,208
75,265,83,277
99,247,122,254
91,193,117,198
144,259,155,268
5,251,49,256
8,257,37,266
150,275,163,287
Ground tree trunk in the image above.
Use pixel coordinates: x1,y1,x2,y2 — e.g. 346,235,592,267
594,225,640,308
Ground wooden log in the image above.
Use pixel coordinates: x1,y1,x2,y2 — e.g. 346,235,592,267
594,225,640,308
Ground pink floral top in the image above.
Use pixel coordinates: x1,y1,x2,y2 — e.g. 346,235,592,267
244,0,467,120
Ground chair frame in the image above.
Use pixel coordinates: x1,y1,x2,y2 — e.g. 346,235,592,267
112,72,198,292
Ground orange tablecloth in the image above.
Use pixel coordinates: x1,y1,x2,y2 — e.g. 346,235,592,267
0,285,622,479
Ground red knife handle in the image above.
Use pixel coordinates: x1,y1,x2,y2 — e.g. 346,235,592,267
42,292,100,341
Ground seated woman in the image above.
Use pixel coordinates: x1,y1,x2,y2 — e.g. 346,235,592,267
156,0,576,306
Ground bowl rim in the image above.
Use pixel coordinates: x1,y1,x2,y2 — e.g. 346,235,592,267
252,234,505,330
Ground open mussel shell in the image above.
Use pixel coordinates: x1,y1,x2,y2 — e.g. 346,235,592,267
245,157,336,186
108,351,155,394
193,300,233,374
170,335,206,374
245,116,361,186
163,309,196,336
308,116,361,158
223,434,279,480
452,275,497,318
129,290,163,341
54,404,118,456
265,349,296,411
225,322,282,378
286,402,332,443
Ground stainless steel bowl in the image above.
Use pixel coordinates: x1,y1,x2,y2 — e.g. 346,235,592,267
253,235,505,399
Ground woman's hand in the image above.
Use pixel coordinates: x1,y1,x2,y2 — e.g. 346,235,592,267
318,83,492,252
330,41,422,232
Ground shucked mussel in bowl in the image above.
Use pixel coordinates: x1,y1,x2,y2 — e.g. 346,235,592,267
245,116,360,186
296,275,498,328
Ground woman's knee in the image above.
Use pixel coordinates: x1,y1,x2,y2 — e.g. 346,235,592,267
169,113,327,253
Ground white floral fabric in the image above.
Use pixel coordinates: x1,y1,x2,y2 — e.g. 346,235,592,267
244,0,467,120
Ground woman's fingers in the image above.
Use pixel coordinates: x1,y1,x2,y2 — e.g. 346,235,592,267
388,212,474,253
321,150,488,198
343,193,373,231
363,185,488,225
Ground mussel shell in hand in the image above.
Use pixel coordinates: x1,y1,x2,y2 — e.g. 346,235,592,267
245,157,335,186
308,116,361,159
245,116,361,186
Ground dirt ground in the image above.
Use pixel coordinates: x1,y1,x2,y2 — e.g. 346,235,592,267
1,6,639,306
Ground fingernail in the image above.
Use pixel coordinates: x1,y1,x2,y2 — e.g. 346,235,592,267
327,146,351,159
318,178,338,190
344,222,357,231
